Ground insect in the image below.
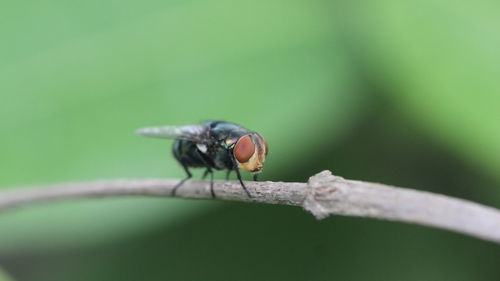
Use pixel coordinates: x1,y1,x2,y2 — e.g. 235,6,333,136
137,120,268,198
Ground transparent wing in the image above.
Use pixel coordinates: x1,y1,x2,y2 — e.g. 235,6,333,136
136,124,208,142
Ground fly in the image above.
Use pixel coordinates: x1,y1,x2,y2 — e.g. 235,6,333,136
136,120,268,198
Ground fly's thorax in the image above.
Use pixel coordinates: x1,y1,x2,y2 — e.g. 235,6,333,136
232,133,268,173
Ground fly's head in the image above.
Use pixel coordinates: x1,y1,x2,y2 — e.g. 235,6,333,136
232,133,268,174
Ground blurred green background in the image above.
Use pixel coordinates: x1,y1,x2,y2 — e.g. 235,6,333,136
1,0,499,280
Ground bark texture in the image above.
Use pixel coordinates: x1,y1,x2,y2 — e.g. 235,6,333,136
1,170,499,243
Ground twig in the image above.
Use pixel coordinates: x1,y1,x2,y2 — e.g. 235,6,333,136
0,170,499,243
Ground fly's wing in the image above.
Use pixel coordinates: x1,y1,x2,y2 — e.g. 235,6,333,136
136,124,208,143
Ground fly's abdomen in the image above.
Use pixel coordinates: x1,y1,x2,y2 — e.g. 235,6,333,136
172,139,210,168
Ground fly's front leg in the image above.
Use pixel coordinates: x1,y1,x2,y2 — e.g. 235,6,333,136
253,174,258,181
227,147,252,198
172,164,192,196
235,168,252,198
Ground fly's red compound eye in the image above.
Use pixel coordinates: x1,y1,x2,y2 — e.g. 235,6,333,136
234,135,255,163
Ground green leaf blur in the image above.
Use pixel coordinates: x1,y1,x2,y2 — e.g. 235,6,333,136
0,269,14,281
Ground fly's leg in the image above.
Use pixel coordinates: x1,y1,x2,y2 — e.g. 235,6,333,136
228,147,252,198
201,169,210,180
201,168,215,198
226,169,232,180
172,164,192,196
235,168,252,198
209,170,215,198
195,149,216,199
253,174,258,181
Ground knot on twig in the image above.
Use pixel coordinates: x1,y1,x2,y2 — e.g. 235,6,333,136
303,170,348,219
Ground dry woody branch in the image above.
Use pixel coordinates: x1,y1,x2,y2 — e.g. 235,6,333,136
1,170,499,243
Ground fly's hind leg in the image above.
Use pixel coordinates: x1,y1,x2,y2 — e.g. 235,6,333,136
172,164,192,196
